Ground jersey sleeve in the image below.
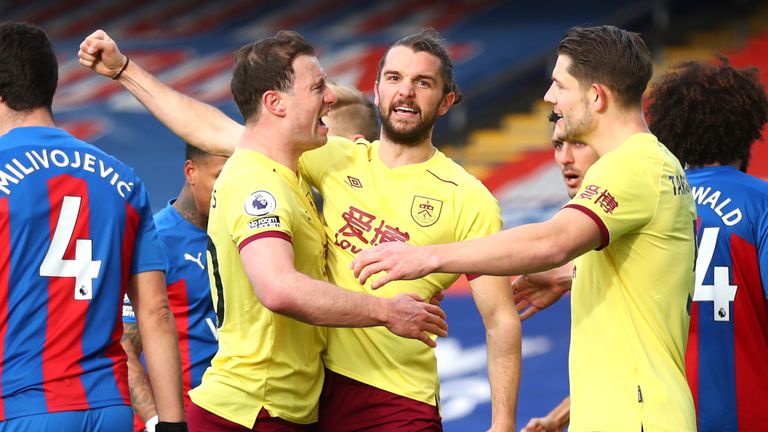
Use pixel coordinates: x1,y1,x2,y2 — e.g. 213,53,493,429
129,181,165,274
758,206,768,297
563,154,658,249
299,136,357,189
222,178,297,251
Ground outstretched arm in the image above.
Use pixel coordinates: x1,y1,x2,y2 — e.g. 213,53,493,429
78,29,241,156
241,237,448,348
469,275,521,432
126,271,185,424
352,207,601,288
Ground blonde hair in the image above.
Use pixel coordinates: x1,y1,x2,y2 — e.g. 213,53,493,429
326,82,379,141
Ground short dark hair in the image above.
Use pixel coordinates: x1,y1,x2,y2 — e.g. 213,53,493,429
558,25,652,108
0,22,58,112
377,28,463,105
230,30,315,121
184,143,217,162
647,57,768,168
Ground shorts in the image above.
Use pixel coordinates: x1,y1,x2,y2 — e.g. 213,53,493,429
317,369,442,432
188,401,313,432
0,405,133,432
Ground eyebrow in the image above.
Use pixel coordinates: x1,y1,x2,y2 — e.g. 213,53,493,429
382,70,437,82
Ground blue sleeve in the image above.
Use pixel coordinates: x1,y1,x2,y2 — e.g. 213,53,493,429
758,205,768,298
129,182,165,275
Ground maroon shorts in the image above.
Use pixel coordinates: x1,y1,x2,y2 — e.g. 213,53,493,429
188,401,314,432
316,368,442,432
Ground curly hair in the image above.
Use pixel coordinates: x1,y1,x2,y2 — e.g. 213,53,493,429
647,57,768,168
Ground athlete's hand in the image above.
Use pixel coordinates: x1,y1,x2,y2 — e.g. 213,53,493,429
351,242,436,288
382,293,448,347
512,263,573,320
78,29,127,78
521,415,563,432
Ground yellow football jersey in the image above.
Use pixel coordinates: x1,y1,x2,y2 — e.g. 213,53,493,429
189,148,327,426
299,137,501,405
564,133,697,431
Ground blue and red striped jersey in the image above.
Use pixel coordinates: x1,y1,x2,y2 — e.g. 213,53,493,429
0,126,163,421
123,201,218,410
686,165,768,432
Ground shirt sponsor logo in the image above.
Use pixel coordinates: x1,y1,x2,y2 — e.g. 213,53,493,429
244,190,277,216
249,216,281,230
577,184,618,214
411,195,443,227
334,206,410,253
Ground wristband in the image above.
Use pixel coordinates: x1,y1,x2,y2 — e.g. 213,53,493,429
155,421,188,432
144,415,158,432
113,56,130,80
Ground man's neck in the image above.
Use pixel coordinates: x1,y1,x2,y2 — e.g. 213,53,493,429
236,122,301,172
378,135,436,168
173,185,206,229
0,106,56,137
586,108,650,156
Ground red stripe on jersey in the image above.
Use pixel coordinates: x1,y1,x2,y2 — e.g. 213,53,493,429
238,231,292,251
42,175,89,410
685,302,700,416
0,198,10,420
167,279,193,408
731,234,768,430
562,204,610,249
109,203,141,404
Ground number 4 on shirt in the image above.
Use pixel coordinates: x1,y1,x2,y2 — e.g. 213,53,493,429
39,195,102,300
694,226,737,322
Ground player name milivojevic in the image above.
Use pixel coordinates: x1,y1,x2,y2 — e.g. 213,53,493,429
0,148,134,197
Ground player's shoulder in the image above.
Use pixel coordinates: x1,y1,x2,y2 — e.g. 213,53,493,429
153,203,188,233
309,135,368,160
431,150,493,194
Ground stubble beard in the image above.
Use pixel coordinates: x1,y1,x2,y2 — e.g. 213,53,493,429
380,107,437,147
559,99,594,143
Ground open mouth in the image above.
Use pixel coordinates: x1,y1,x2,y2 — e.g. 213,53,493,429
548,111,562,123
563,172,580,187
393,105,419,117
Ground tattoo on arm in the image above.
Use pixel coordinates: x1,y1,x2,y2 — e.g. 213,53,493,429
121,322,158,421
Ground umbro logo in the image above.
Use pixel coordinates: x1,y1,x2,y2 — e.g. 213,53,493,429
347,176,363,188
184,252,205,270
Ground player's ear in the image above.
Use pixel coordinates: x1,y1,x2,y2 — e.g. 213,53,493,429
437,91,455,116
263,90,286,117
183,159,197,185
591,83,608,113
